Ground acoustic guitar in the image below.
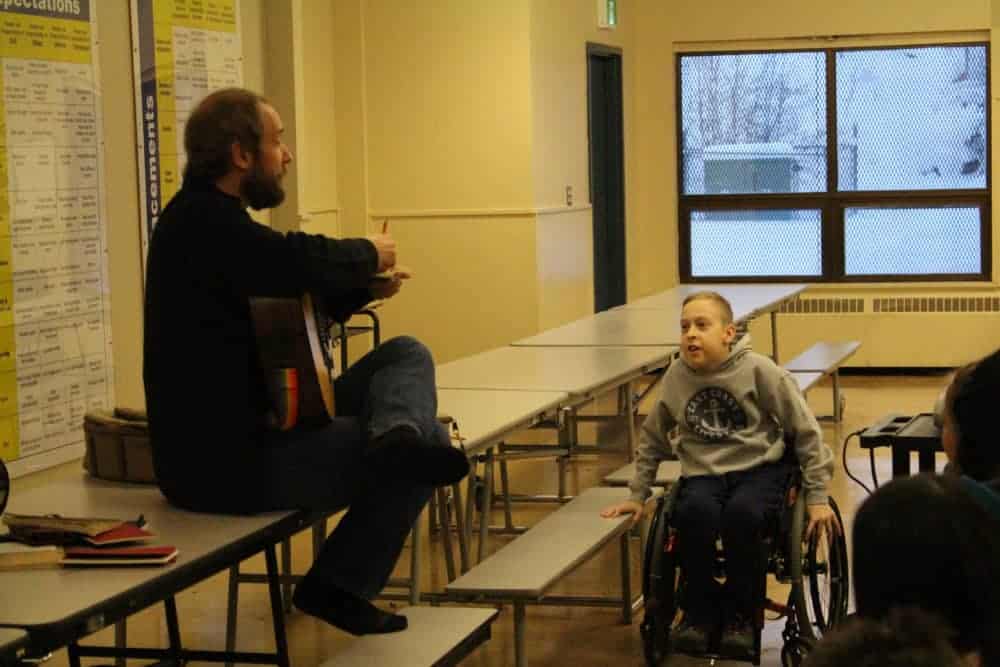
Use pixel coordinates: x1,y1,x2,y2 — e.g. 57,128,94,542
248,293,337,430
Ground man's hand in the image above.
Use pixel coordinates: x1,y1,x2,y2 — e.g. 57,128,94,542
368,233,396,272
600,500,644,527
805,502,841,544
369,269,411,300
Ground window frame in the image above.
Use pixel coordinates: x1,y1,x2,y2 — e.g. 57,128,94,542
676,42,992,284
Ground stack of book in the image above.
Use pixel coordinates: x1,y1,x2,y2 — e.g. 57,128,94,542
0,514,178,569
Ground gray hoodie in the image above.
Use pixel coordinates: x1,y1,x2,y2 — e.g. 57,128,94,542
629,336,833,505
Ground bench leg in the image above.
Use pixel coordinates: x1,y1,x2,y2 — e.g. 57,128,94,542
464,460,478,562
265,545,291,667
409,520,422,605
478,447,495,563
281,537,293,613
557,407,572,501
624,381,636,462
514,600,527,667
312,518,327,560
67,643,81,667
436,487,457,582
225,564,239,667
451,481,470,573
428,489,439,535
499,445,515,532
619,533,633,624
165,596,183,664
832,371,843,423
114,619,126,667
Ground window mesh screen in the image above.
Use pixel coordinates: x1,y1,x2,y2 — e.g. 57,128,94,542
681,52,827,195
844,206,981,275
690,210,822,277
837,46,987,191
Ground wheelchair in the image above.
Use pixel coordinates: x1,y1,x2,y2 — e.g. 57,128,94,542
640,466,849,666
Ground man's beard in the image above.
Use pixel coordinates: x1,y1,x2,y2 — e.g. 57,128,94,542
241,162,285,210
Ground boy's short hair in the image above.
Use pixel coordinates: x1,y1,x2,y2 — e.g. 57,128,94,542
682,291,733,325
804,607,964,667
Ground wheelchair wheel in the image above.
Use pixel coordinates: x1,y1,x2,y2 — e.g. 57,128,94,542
641,494,678,667
788,495,850,640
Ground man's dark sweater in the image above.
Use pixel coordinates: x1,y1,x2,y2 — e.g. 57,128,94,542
143,179,377,511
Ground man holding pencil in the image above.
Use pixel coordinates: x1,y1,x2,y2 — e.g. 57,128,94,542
143,88,468,636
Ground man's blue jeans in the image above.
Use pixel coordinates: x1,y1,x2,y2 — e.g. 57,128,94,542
257,335,446,599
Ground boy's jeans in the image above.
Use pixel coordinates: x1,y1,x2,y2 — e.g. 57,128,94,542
672,461,793,621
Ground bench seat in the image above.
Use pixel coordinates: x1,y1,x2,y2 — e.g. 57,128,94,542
603,460,681,487
783,341,860,373
445,486,649,666
790,371,823,394
783,341,860,422
319,606,498,667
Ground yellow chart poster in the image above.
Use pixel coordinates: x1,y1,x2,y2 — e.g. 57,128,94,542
132,0,242,265
0,0,114,475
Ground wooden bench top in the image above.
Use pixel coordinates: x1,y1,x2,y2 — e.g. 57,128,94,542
445,487,640,599
603,461,682,487
320,606,499,666
790,371,824,394
783,341,860,373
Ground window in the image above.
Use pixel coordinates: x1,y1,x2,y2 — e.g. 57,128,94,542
678,44,990,282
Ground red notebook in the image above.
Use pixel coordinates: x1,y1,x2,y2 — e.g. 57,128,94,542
62,545,179,566
83,523,155,546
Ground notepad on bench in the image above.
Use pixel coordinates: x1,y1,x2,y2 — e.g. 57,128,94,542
62,545,179,566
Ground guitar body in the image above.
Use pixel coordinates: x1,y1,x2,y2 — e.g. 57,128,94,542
249,293,336,430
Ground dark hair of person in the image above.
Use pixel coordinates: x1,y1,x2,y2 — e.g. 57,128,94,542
682,291,733,325
946,348,1000,481
852,473,1000,663
183,87,266,184
804,607,964,667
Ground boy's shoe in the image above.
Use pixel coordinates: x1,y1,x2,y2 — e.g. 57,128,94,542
671,617,712,655
718,614,755,659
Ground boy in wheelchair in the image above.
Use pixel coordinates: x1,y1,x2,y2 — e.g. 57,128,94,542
602,291,838,659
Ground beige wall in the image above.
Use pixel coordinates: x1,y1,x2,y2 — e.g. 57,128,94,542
528,0,633,328
357,0,542,361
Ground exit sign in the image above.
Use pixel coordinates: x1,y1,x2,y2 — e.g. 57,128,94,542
598,0,617,29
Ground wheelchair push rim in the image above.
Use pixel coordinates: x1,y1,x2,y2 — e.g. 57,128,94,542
789,495,849,640
641,494,678,667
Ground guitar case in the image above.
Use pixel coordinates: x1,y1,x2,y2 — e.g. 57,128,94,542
82,407,156,484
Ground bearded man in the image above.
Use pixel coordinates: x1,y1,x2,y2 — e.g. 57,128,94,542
143,88,467,635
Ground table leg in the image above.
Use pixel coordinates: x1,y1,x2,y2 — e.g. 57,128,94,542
919,448,937,474
891,445,911,479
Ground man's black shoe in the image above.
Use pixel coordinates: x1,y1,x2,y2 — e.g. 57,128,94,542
369,426,469,486
292,578,407,635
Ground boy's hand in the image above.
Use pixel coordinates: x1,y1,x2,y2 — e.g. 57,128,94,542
805,503,841,544
600,500,644,526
